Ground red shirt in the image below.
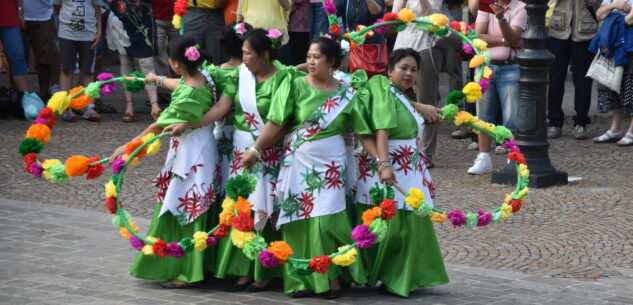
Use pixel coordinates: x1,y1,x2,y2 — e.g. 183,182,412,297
152,0,174,21
0,0,20,27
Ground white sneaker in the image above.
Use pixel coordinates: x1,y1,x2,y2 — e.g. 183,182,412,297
468,154,492,175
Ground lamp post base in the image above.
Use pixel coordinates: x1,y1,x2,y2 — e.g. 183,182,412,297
491,166,568,188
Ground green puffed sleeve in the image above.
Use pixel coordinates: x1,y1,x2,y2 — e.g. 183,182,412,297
350,87,373,135
349,69,368,90
266,69,298,126
218,67,238,100
156,85,212,127
367,75,398,131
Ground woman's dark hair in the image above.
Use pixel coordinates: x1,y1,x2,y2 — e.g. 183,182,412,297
168,35,204,75
388,48,421,71
244,28,279,60
220,22,253,58
310,36,342,69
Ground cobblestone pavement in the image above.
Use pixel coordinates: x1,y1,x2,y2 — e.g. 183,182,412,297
2,68,633,303
2,198,632,305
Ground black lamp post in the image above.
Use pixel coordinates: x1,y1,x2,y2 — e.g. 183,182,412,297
491,0,568,188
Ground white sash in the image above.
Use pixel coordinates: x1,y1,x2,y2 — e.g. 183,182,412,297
333,70,352,86
390,85,425,142
238,64,264,137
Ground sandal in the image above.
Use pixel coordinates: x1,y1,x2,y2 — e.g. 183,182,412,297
494,145,507,154
94,99,116,113
617,132,633,146
593,130,623,143
121,112,135,123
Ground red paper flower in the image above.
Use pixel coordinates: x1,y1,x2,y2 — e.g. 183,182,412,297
383,12,399,22
86,156,105,179
37,107,56,128
379,198,396,220
231,211,254,232
329,25,342,35
174,0,188,16
450,21,462,32
213,224,231,239
508,152,526,164
153,239,169,257
508,199,522,213
23,153,38,166
106,196,117,214
309,255,331,274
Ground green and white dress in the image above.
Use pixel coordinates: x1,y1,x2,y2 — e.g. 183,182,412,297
213,64,292,281
353,75,449,297
129,79,218,282
267,75,371,294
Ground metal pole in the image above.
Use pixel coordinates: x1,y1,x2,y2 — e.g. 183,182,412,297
491,0,568,187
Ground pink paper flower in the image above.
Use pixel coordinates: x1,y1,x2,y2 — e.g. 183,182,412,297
235,23,248,35
185,46,200,62
462,44,475,55
267,29,283,39
97,72,117,95
373,19,389,35
479,78,489,93
129,235,145,250
503,139,519,152
167,242,185,258
28,162,43,178
323,33,332,39
447,210,466,227
33,118,48,125
258,250,279,268
323,0,337,15
477,210,492,226
112,158,125,174
351,225,377,248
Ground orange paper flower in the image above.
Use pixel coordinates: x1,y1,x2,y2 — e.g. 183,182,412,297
25,123,51,144
68,86,92,110
219,210,234,225
397,8,416,23
430,212,447,223
64,155,91,177
125,140,148,159
362,206,382,225
267,241,293,261
234,196,252,214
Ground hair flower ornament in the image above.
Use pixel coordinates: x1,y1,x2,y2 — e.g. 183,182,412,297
184,45,201,62
266,29,283,48
340,39,350,54
235,23,248,38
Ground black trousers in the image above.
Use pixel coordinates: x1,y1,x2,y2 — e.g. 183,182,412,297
547,37,593,128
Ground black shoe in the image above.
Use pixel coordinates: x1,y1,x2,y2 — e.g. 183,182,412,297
160,281,202,289
378,284,403,297
288,290,314,298
245,283,270,292
225,280,253,292
327,289,342,299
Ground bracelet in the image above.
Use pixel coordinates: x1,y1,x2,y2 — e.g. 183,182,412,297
378,161,391,173
156,76,166,88
247,145,262,158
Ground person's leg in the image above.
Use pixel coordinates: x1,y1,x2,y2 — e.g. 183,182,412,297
469,66,500,174
204,9,226,65
417,47,443,158
153,20,170,77
138,57,160,120
119,54,135,118
444,33,463,92
546,37,571,132
308,3,316,40
77,40,100,121
496,65,520,132
570,40,594,133
0,26,29,92
312,2,329,39
182,8,208,56
58,38,78,91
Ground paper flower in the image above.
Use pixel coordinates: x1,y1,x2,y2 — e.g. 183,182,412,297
219,210,234,226
323,0,336,15
193,231,208,242
379,199,396,220
462,44,475,55
351,225,377,248
152,239,168,257
125,140,148,159
462,82,483,103
105,180,117,197
331,246,357,267
194,238,207,251
469,55,486,68
373,19,389,35
185,46,201,62
207,236,218,246
234,196,252,214
122,154,139,167
483,66,494,79
500,203,513,220
340,39,350,54
477,210,493,226
111,158,125,174
447,210,466,227
267,29,282,39
369,218,387,241
139,133,161,156
168,242,185,257
124,71,146,93
465,212,478,228
141,244,154,255
430,212,447,223
105,196,117,214
329,25,342,35
405,187,425,209
225,174,257,200
19,138,44,156
86,157,105,180
28,162,43,178
49,163,69,184
213,223,231,239
259,250,279,268
26,123,51,144
414,202,432,217
242,238,263,260
47,91,71,114
65,155,91,177
478,78,490,93
222,197,235,210
174,0,188,16
36,108,56,128
397,8,416,23
172,14,182,29
68,86,92,110
309,255,331,274
472,38,488,51
120,227,132,240
508,199,523,213
235,23,248,36
450,21,462,32
429,14,449,26
361,206,382,225
129,235,145,250
96,73,116,96
232,212,254,232
508,152,526,164
383,12,399,22
179,238,195,252
503,139,519,152
85,82,101,99
267,241,293,261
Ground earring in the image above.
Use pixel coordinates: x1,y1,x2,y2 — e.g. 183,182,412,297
261,62,266,68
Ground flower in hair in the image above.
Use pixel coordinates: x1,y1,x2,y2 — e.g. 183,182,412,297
323,33,332,39
184,45,200,62
267,29,282,40
235,23,248,36
340,40,350,54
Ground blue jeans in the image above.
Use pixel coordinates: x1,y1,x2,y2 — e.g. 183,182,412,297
309,2,329,40
476,64,520,131
0,26,27,76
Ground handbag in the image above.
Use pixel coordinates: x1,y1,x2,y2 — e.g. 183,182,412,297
349,43,388,78
586,53,624,94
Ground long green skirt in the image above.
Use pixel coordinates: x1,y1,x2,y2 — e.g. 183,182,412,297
129,202,218,282
355,205,449,297
280,210,368,294
214,223,283,281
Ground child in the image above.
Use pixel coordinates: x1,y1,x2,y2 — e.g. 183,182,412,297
53,0,102,121
109,36,219,288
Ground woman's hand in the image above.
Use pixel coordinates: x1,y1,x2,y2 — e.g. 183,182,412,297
379,167,397,186
613,0,631,13
417,104,442,125
490,3,505,19
144,72,158,84
240,151,258,169
109,144,127,163
163,122,194,137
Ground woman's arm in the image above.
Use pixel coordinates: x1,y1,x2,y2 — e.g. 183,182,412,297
91,5,102,50
356,134,378,158
412,102,441,125
163,95,234,136
110,123,163,162
468,0,478,19
376,129,396,185
365,0,382,15
597,0,630,21
241,121,287,168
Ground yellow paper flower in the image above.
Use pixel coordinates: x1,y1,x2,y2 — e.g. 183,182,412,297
453,111,473,126
472,38,488,51
505,193,512,203
331,245,358,267
462,82,483,103
119,227,132,240
500,203,513,220
398,8,416,23
172,15,182,29
405,187,425,209
128,221,140,232
469,55,485,68
140,132,161,156
105,181,117,197
219,210,234,225
42,159,62,179
193,231,208,242
222,197,235,211
483,66,493,79
430,212,446,223
519,164,530,178
141,244,154,255
518,187,529,197
194,239,207,251
47,91,71,114
429,14,449,26
122,154,139,167
230,229,256,249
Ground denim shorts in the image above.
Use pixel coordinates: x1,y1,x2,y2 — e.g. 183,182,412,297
476,64,520,131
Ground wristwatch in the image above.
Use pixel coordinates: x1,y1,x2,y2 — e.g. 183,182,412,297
497,16,507,24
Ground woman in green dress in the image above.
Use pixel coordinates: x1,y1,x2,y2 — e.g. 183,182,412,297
353,48,449,297
165,28,290,291
241,37,371,299
109,36,219,288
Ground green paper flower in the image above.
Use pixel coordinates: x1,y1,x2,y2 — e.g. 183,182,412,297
369,219,387,242
19,138,44,156
110,174,120,184
465,212,478,228
433,27,449,36
328,14,339,27
124,71,146,93
85,82,102,99
243,236,265,260
446,90,466,106
179,238,195,252
225,174,257,199
49,163,69,184
440,104,459,121
289,261,312,276
493,126,513,144
492,212,502,224
414,202,432,217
